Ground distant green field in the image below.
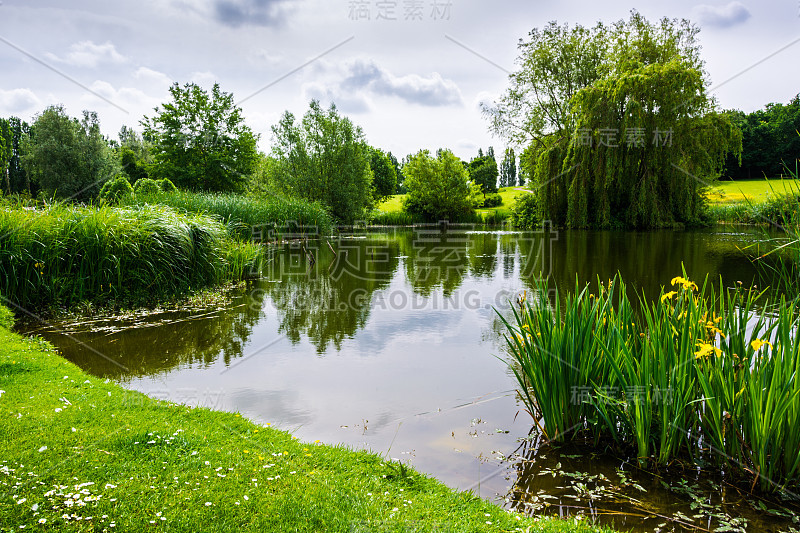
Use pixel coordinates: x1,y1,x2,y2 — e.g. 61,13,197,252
377,187,530,219
707,179,799,204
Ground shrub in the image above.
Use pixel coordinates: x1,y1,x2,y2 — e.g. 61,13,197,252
157,178,178,193
510,193,538,229
133,178,161,196
98,175,134,204
483,193,502,208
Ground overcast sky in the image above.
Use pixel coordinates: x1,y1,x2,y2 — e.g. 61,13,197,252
1,0,798,160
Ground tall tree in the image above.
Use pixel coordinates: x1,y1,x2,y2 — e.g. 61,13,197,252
141,83,259,192
7,118,31,195
402,149,481,221
387,151,404,193
468,150,499,197
23,106,118,201
500,147,517,188
0,119,11,195
488,12,741,228
271,100,373,224
368,147,397,204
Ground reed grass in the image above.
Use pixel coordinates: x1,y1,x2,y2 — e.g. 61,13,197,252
122,190,334,239
500,274,800,492
0,203,262,309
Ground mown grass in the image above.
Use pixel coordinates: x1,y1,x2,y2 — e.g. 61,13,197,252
0,204,262,310
121,190,334,239
0,311,616,533
706,178,800,204
501,274,800,493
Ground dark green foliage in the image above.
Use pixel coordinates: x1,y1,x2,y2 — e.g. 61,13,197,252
98,175,134,203
120,146,149,183
5,117,32,195
133,177,161,196
0,118,11,195
722,95,800,179
468,152,499,195
23,106,118,201
499,147,517,187
270,101,373,224
141,83,259,192
482,193,502,208
0,204,261,309
387,151,404,193
510,192,539,229
368,147,397,204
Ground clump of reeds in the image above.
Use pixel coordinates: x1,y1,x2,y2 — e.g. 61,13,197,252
500,274,800,492
0,203,262,309
121,190,333,239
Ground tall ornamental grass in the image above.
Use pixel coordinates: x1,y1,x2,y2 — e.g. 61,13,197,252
0,204,262,309
500,275,800,492
121,190,334,239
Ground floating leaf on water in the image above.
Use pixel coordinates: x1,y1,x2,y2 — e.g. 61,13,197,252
631,483,646,492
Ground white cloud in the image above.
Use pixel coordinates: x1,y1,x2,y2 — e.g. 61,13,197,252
78,80,160,114
190,71,219,88
0,88,41,114
692,2,751,28
134,67,175,91
45,41,128,68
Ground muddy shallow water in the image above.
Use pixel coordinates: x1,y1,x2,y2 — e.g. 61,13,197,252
19,227,800,532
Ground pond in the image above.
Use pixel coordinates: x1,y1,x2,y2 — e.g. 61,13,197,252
19,226,800,532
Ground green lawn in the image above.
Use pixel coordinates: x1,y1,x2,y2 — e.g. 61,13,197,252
377,187,530,220
706,179,799,204
0,308,614,533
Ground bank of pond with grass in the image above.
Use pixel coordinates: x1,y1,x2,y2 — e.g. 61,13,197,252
0,305,616,532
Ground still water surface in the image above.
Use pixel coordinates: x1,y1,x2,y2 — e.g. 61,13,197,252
21,227,799,531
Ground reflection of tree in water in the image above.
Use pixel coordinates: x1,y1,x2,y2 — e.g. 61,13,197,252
467,232,499,278
262,235,400,353
36,294,265,380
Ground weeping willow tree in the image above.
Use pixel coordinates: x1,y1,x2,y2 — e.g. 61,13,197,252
487,11,742,228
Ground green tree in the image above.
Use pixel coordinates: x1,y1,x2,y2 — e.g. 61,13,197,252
7,118,31,195
271,100,373,224
0,119,11,195
468,151,499,197
23,105,118,201
387,151,404,193
368,147,397,204
491,12,740,228
141,83,259,192
722,95,800,178
402,149,481,221
500,147,517,187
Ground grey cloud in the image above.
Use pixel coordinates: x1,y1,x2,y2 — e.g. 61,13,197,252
340,59,463,107
692,2,751,28
211,0,291,27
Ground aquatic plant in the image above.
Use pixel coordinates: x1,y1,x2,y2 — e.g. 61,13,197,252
122,190,333,239
500,274,800,492
0,203,262,309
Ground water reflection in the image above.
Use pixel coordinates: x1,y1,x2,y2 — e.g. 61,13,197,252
16,227,794,532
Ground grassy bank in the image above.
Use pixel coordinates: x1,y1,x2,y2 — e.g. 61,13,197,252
0,203,261,310
706,178,800,204
0,312,614,532
502,275,800,493
121,190,334,239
